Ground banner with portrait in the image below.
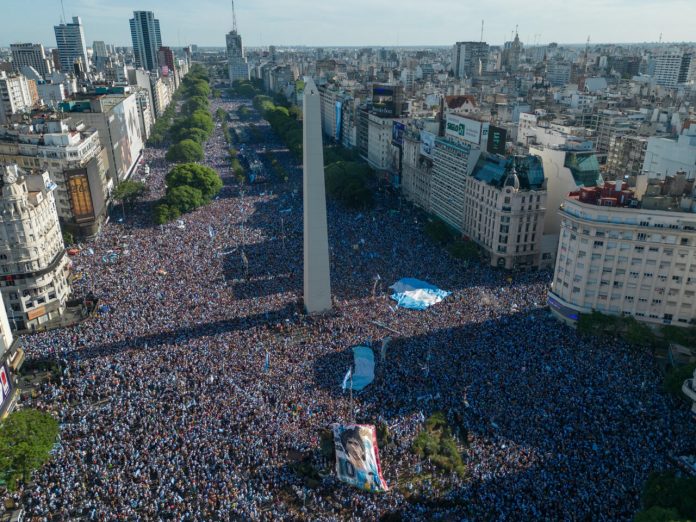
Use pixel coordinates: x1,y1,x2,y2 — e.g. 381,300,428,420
332,423,388,492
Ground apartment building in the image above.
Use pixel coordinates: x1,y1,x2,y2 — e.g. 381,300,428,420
0,73,33,124
430,137,481,231
550,176,696,327
462,154,547,269
0,117,110,238
0,165,71,331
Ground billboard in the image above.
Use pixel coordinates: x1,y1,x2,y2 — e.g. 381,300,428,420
66,170,95,221
445,114,484,145
27,305,47,322
391,121,405,147
420,130,435,159
333,424,389,492
335,101,343,142
372,103,395,117
487,125,508,155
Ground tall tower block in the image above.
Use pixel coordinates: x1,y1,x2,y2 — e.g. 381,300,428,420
303,78,332,314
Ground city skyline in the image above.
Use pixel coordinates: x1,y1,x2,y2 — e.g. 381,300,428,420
2,0,696,48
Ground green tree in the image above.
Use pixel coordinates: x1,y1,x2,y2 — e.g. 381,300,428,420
0,409,59,491
112,180,147,206
324,161,374,209
183,79,211,99
166,163,222,201
62,230,75,246
664,363,696,400
634,506,686,522
182,96,210,115
166,139,204,163
215,108,228,122
641,471,696,519
424,218,454,245
175,127,210,145
188,110,214,135
153,203,181,225
166,185,205,213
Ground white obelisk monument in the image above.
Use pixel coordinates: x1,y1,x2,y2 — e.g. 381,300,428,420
303,78,332,313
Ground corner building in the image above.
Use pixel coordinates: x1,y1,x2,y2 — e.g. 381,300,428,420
0,165,71,331
550,177,696,327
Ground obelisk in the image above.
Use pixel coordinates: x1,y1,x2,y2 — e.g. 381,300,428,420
302,78,332,314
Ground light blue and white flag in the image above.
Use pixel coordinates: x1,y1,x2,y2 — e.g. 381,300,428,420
341,368,352,391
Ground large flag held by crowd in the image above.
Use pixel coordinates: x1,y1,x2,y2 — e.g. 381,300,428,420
340,346,375,391
389,278,451,310
332,424,389,493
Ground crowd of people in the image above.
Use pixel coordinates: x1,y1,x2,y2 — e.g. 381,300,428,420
7,98,696,521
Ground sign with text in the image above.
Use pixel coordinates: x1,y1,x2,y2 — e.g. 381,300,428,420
487,125,508,155
445,113,483,145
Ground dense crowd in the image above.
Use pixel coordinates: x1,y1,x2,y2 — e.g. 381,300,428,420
7,99,695,521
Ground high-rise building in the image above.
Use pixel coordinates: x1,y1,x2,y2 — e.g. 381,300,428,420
0,72,33,124
451,41,489,79
157,46,175,75
10,43,53,79
54,16,89,74
92,40,108,72
129,11,162,71
227,31,249,83
652,49,695,88
0,165,71,331
92,41,108,58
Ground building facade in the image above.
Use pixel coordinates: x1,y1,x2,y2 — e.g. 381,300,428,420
462,155,547,269
452,41,489,79
549,178,696,328
0,117,110,238
0,73,33,124
60,92,144,182
10,43,52,79
54,16,89,74
226,31,250,83
606,134,648,181
643,124,696,180
430,137,481,231
130,11,162,72
0,165,71,331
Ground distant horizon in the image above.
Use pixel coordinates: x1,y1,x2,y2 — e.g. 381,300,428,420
4,41,696,51
2,0,695,49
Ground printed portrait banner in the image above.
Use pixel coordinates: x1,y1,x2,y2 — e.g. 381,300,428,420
333,423,388,493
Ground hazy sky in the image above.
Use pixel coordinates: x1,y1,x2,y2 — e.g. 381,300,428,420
2,0,695,48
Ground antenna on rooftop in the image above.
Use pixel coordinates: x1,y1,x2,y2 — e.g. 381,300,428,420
60,0,66,23
231,0,238,32
480,20,484,43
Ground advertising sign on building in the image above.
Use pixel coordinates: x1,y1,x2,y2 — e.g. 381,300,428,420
420,131,435,158
391,121,405,147
487,125,508,155
445,114,488,144
66,169,95,221
335,101,343,142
